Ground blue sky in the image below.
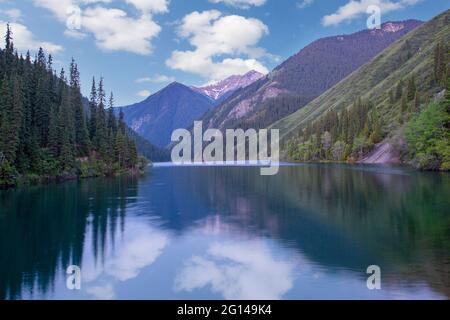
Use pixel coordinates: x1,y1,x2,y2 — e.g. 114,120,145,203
0,0,449,106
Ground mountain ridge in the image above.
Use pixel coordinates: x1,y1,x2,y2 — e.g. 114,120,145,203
199,19,423,132
274,9,449,168
119,82,216,148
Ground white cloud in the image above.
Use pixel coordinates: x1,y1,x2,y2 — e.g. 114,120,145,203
0,21,63,53
81,7,161,54
32,0,167,55
209,0,267,9
125,0,169,14
297,0,315,9
174,240,295,300
136,74,175,83
322,0,422,26
32,0,75,21
137,89,151,97
166,10,269,82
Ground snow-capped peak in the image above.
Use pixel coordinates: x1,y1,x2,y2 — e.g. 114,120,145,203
193,70,265,101
382,22,405,33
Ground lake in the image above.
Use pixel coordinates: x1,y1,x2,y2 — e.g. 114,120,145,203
0,164,449,300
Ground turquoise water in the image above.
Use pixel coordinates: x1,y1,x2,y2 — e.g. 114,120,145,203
0,164,449,300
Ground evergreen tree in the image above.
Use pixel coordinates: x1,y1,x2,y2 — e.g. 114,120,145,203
400,94,408,123
95,78,108,157
0,27,142,186
413,90,421,113
107,92,117,134
434,41,447,85
70,59,90,156
395,79,404,101
118,108,126,134
89,78,97,141
407,75,416,101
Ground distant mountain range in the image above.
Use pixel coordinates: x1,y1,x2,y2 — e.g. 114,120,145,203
200,20,422,131
119,72,264,148
120,20,422,149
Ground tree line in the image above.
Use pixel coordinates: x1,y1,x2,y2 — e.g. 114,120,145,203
0,25,141,187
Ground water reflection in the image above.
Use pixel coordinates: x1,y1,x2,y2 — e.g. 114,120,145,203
174,238,296,300
0,164,449,299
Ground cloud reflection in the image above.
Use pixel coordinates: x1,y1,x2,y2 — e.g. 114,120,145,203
83,221,170,299
174,240,295,300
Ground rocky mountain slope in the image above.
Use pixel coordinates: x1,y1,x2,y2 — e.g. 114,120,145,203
201,20,423,131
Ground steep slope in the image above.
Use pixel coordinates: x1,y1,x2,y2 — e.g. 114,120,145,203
125,127,170,162
192,70,264,102
120,82,215,148
201,20,422,131
273,10,449,162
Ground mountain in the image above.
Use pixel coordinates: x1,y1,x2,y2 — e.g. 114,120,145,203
274,9,449,168
119,82,215,148
200,20,422,131
125,127,170,162
192,70,265,102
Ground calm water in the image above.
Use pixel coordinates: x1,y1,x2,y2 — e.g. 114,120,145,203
1,164,449,300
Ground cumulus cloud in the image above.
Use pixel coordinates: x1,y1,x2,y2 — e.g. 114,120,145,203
0,21,63,53
209,0,267,9
81,7,161,54
166,10,269,82
32,0,168,55
32,0,77,21
322,0,422,26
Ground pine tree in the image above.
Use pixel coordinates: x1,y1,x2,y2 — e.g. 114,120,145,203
107,92,117,134
118,108,126,134
442,73,450,116
70,59,90,156
95,78,108,156
434,41,446,85
413,90,421,113
89,78,97,141
400,94,408,123
0,26,142,186
114,130,127,168
407,75,416,101
58,86,75,171
395,79,404,101
0,75,12,161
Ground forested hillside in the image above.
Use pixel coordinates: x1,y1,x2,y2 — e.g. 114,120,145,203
277,10,450,171
0,25,145,187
